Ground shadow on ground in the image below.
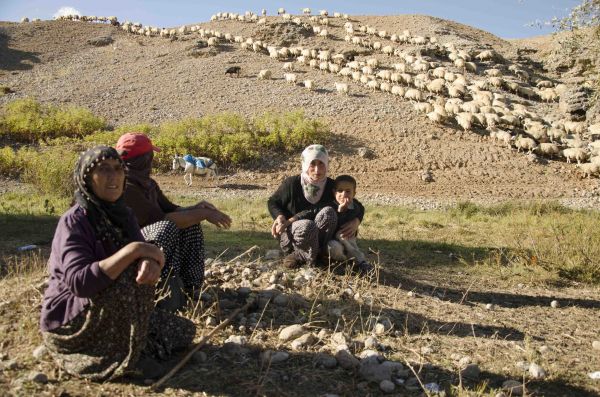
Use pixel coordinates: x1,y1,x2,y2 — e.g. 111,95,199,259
0,28,41,71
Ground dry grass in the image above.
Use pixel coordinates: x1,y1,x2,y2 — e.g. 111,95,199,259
1,194,600,396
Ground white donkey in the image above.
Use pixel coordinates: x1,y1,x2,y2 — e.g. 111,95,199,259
172,154,218,186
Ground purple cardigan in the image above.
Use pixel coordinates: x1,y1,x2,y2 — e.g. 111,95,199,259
40,204,144,332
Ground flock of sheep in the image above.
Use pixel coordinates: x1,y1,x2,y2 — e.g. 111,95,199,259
18,8,600,177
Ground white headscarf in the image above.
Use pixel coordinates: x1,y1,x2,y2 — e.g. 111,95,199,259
300,144,329,204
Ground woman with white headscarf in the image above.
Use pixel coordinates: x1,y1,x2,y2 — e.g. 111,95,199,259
267,145,363,268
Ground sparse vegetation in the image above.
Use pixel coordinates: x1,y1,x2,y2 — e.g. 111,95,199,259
0,97,106,142
0,99,330,195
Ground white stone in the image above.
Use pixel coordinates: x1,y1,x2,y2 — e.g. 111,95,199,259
592,340,600,350
485,303,495,310
550,300,559,308
205,317,217,327
528,363,546,379
269,351,289,364
278,324,306,341
364,336,378,349
379,379,395,393
360,360,393,382
224,335,247,345
265,249,281,260
32,345,47,360
330,332,348,346
374,323,386,335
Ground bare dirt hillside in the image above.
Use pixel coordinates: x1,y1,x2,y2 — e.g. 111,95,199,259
0,16,599,206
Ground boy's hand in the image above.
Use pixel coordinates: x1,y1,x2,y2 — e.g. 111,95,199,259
338,218,360,239
338,197,350,212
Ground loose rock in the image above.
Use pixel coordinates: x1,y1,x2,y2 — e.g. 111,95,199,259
502,380,523,396
359,360,393,383
314,353,337,369
379,379,395,393
279,324,306,342
528,362,546,379
335,347,359,369
192,351,207,364
460,363,481,379
32,345,47,360
593,341,600,350
27,371,48,384
550,300,560,308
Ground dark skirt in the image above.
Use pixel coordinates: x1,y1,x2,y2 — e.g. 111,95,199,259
43,265,195,381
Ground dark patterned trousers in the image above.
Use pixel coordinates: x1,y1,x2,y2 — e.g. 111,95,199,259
279,206,337,263
142,220,205,289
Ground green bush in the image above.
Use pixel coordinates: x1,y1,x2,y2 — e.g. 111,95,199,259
0,104,330,196
0,147,22,178
0,98,106,142
19,146,78,197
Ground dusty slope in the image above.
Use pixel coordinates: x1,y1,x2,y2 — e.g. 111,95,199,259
0,16,598,205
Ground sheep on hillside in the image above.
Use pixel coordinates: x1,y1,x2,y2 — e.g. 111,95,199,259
514,136,537,153
576,162,600,178
562,147,588,164
284,73,297,84
258,69,272,80
334,82,349,95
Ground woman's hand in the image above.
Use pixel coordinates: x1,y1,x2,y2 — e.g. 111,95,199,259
338,218,360,240
135,258,162,285
194,200,217,211
205,209,232,229
135,242,165,268
271,215,287,238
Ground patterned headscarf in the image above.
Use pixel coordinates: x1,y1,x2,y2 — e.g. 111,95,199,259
300,144,329,204
73,146,135,248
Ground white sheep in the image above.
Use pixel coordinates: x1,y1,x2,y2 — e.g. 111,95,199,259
284,73,297,84
278,8,286,15
366,80,380,91
588,123,600,139
514,136,537,153
536,143,560,158
380,82,391,93
489,128,512,148
426,79,446,95
304,80,314,90
564,121,586,135
258,69,272,80
391,85,405,97
562,147,588,164
455,112,474,131
283,62,294,72
427,111,446,124
403,88,422,101
576,162,600,178
334,82,349,95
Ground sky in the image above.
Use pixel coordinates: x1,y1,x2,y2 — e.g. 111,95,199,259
0,0,582,39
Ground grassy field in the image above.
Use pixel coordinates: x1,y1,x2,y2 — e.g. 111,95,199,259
1,192,599,396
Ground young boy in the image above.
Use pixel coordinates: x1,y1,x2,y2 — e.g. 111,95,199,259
289,175,372,274
327,175,372,274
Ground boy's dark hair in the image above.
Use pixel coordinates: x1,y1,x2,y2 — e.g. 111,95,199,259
334,174,357,190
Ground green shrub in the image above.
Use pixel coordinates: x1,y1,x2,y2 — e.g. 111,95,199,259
0,147,22,178
19,146,78,197
0,98,105,142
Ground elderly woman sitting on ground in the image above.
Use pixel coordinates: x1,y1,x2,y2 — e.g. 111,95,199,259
40,146,195,381
267,144,363,268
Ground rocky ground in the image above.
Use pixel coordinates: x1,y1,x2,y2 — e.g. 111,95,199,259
1,12,600,397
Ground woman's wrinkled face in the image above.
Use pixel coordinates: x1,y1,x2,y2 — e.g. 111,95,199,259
90,158,125,202
307,159,326,180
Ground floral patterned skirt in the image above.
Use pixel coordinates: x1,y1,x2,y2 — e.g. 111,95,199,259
43,265,196,381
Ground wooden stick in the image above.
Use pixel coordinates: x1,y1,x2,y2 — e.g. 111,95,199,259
226,245,259,264
151,297,255,391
